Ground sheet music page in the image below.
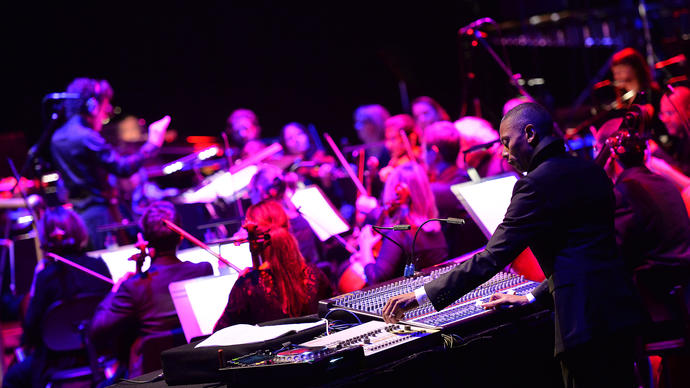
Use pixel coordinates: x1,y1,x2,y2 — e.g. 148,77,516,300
195,320,326,347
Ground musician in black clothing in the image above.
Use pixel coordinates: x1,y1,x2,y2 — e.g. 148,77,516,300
89,201,213,378
50,77,169,249
384,103,642,387
3,207,112,388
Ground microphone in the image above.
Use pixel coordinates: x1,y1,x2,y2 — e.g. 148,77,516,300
43,92,81,101
406,218,465,277
458,17,495,35
372,224,411,231
462,139,500,154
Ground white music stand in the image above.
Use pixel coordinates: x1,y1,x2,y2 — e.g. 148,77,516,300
450,173,519,239
290,185,350,241
169,273,239,343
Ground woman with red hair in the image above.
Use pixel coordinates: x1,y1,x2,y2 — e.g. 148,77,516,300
213,200,332,330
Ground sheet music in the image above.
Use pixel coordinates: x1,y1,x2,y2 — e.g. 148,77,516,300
195,319,326,347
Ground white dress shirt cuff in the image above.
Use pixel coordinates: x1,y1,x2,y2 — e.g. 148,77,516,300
414,286,430,305
525,292,536,304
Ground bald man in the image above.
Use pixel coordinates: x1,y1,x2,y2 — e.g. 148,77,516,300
384,103,642,387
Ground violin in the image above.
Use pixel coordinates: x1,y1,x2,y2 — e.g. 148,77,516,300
130,232,149,277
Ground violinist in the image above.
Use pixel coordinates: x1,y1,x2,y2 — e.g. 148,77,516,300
659,86,690,176
412,96,450,133
246,164,323,266
214,200,333,330
378,114,422,182
225,108,266,161
353,104,391,168
89,201,213,379
4,206,112,388
280,123,335,185
344,162,447,290
455,116,512,179
279,122,352,213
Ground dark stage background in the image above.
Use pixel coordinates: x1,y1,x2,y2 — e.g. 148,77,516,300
2,0,689,176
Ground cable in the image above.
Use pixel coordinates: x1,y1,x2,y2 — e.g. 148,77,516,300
323,308,362,325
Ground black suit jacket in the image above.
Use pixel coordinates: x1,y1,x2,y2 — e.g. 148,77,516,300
614,166,690,270
90,260,213,377
425,136,641,355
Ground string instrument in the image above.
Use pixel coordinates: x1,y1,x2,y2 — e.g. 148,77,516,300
131,232,149,276
287,151,349,186
338,183,411,293
162,218,242,273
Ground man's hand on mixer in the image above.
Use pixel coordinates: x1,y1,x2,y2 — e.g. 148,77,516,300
481,292,529,310
148,115,171,147
382,292,418,324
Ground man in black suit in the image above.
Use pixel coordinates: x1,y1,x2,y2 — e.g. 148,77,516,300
383,103,642,387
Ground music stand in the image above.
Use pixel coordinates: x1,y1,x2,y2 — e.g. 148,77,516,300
290,185,350,242
169,274,239,343
450,173,519,239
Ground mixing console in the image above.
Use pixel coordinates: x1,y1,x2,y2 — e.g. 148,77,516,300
322,270,540,329
216,321,438,385
301,320,438,357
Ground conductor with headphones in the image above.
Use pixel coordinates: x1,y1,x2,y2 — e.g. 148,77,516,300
50,77,170,249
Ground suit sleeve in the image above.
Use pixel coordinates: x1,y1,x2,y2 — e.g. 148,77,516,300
89,280,138,347
82,131,159,178
425,177,550,311
531,280,551,306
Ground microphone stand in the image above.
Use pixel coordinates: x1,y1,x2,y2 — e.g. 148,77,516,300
371,224,410,259
465,30,570,148
406,218,465,277
466,30,533,102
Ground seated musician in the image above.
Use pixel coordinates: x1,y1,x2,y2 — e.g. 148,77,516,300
345,162,447,289
659,85,690,177
424,121,486,257
454,116,512,179
596,115,690,385
378,114,422,182
595,117,690,279
225,108,265,161
279,122,352,218
50,77,169,249
89,201,213,378
353,104,391,168
213,200,332,330
246,164,323,266
4,206,112,388
412,96,450,133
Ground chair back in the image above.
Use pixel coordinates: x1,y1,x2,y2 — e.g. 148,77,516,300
42,294,105,352
130,329,187,376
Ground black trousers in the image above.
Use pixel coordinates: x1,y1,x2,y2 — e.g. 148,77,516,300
558,332,636,388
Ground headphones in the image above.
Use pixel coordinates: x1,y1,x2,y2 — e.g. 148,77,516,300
84,96,99,115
